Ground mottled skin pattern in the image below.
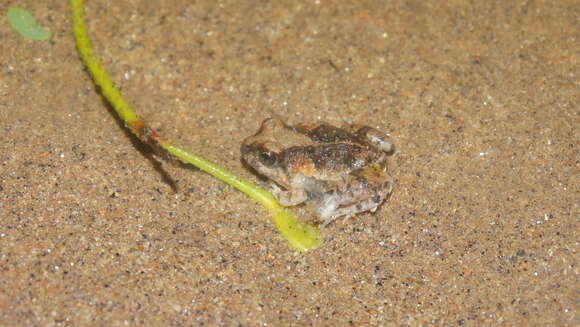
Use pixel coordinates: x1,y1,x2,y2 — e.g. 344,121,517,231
241,117,394,225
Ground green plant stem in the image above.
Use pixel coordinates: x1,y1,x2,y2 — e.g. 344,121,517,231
69,0,321,252
162,144,321,252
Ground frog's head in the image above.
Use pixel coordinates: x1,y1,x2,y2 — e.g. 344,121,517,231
241,118,289,186
241,139,288,185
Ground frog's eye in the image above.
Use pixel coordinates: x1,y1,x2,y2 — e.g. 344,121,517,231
258,150,278,167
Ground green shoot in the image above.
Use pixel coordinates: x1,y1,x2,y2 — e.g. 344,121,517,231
69,0,321,252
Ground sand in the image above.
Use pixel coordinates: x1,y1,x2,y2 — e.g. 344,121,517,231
1,0,577,325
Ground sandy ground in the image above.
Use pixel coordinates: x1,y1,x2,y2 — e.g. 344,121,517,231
1,0,577,326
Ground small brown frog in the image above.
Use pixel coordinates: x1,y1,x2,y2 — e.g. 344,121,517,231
241,117,394,225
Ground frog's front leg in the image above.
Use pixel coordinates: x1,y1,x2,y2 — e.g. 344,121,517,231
271,184,308,206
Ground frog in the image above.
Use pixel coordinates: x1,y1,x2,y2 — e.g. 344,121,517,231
241,117,394,225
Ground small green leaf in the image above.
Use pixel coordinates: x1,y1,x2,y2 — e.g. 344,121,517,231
7,7,52,40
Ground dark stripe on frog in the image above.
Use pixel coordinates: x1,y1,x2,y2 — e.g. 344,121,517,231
281,143,377,172
298,124,359,144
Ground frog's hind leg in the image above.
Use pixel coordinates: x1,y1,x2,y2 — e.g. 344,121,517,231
316,191,383,226
352,125,395,153
317,175,393,226
319,197,385,226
